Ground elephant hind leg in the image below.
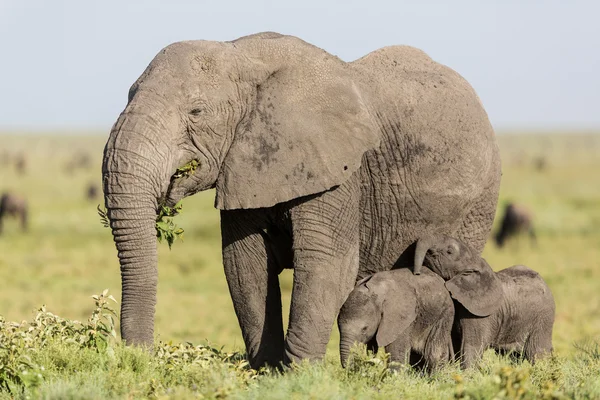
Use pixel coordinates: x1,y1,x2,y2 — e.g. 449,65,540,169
455,178,500,254
524,323,553,364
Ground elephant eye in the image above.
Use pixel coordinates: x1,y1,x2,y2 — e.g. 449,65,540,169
447,247,454,255
189,108,203,116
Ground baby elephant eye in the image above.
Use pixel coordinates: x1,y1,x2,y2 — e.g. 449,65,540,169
446,247,454,254
189,108,203,116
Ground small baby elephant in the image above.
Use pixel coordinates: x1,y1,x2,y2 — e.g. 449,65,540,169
413,234,555,368
0,192,28,234
338,268,454,372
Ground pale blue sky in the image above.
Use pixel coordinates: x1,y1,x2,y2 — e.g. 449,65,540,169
0,0,598,131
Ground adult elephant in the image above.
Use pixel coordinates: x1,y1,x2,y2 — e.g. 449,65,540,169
102,32,501,369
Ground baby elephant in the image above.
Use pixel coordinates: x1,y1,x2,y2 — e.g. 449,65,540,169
0,192,28,234
414,234,555,368
338,268,454,372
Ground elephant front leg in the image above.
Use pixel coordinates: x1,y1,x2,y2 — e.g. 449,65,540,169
221,209,285,369
385,336,410,367
457,320,488,369
285,177,361,365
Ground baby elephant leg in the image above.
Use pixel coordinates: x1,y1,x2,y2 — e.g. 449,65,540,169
385,335,410,368
524,325,553,363
423,312,455,372
457,322,487,369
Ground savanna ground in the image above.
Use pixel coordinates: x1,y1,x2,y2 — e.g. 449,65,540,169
0,132,599,398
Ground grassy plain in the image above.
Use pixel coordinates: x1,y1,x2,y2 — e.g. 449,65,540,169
0,131,599,398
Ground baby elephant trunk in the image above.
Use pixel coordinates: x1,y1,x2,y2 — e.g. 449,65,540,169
413,236,435,275
339,336,357,368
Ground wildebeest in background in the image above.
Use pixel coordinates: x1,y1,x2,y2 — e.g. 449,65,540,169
86,183,100,201
534,156,548,171
14,153,27,175
65,152,92,174
0,192,28,235
494,202,536,248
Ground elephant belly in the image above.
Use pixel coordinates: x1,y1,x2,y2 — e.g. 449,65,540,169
357,138,492,278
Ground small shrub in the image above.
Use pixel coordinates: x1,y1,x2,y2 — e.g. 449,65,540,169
344,343,392,384
0,289,118,393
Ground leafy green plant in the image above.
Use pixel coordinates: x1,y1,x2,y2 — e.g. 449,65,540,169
155,201,184,249
344,343,392,384
573,339,600,361
0,290,118,393
172,159,199,179
97,205,110,228
98,201,185,250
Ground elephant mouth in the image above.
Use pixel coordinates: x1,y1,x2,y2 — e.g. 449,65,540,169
161,158,215,209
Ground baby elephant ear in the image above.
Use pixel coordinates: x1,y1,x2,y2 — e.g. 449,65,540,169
445,259,503,317
375,288,417,348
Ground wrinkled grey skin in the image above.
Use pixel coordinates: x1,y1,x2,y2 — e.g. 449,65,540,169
338,268,454,372
495,203,536,248
0,193,28,234
414,234,555,368
102,32,501,368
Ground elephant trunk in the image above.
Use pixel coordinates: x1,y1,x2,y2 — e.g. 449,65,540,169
103,110,172,346
339,336,356,368
413,235,436,275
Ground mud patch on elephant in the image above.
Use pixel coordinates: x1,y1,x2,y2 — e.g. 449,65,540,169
257,136,280,168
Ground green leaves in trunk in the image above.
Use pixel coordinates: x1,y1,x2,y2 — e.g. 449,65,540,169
97,205,110,228
98,159,199,249
97,202,184,250
155,201,184,249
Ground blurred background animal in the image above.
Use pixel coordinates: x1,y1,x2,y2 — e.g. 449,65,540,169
0,192,28,234
86,183,99,201
65,151,92,174
14,153,27,175
413,234,555,368
495,202,536,248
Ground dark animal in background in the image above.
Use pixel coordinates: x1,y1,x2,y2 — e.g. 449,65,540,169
66,152,92,173
338,268,454,372
0,192,28,234
414,234,555,369
86,183,99,201
495,203,536,248
14,154,27,175
533,156,547,171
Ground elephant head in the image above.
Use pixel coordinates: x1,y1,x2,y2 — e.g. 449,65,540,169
102,33,380,346
338,275,416,367
413,234,503,317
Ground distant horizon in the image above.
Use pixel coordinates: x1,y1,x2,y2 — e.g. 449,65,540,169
1,1,598,131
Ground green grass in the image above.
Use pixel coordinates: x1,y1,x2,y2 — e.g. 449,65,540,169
0,131,599,398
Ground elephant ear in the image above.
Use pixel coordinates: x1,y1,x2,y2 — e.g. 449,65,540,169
445,259,503,317
215,38,379,210
375,287,417,348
